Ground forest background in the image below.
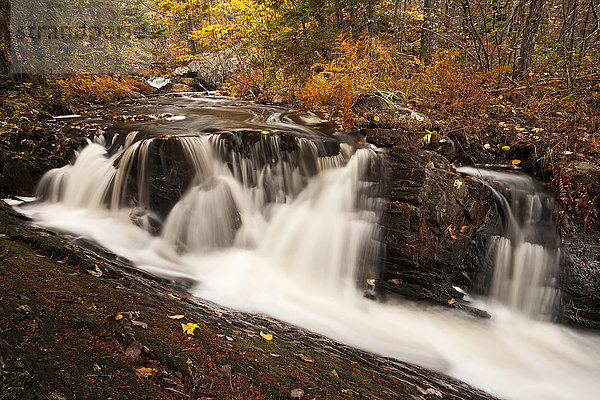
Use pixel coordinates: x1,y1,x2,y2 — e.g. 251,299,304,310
0,0,598,230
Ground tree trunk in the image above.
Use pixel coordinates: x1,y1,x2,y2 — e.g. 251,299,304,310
420,0,439,64
514,0,546,78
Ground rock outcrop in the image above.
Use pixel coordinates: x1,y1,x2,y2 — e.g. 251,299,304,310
558,221,600,329
170,48,247,91
365,128,493,312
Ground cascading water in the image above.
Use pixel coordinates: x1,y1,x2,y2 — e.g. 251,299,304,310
457,166,559,318
14,97,600,400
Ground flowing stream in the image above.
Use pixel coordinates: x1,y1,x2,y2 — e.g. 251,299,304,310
14,96,600,400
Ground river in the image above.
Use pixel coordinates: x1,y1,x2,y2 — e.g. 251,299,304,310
13,94,600,400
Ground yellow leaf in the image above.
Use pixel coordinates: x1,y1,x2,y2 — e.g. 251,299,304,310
167,293,182,300
214,310,223,317
512,159,521,165
168,314,185,319
373,116,380,122
332,369,339,378
448,298,457,305
391,279,402,285
134,367,157,378
502,146,510,151
182,323,199,335
366,279,376,286
260,331,273,341
563,151,573,155
115,314,123,321
261,130,269,135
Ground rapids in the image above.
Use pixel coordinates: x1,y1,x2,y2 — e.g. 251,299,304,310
14,96,600,400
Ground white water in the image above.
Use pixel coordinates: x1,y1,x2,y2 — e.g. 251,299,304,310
147,77,171,90
457,166,560,318
17,141,600,400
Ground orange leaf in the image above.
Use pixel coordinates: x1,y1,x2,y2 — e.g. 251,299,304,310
297,354,314,363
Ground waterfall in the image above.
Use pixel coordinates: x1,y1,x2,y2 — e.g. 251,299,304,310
30,131,384,290
16,98,600,400
457,166,559,318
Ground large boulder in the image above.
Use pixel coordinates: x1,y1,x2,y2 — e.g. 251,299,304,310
367,129,492,311
172,48,247,91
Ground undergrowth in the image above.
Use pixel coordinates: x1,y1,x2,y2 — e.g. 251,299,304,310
225,38,600,230
0,74,150,119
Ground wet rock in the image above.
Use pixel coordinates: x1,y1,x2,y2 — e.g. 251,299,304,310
558,220,600,329
370,129,492,307
422,133,458,163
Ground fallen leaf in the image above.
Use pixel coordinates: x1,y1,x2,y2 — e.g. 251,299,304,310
425,160,434,168
448,298,457,305
563,151,573,155
261,130,269,135
214,310,223,317
115,314,123,321
182,323,199,335
373,116,380,122
167,293,182,300
502,145,510,151
87,264,103,278
366,279,376,286
167,314,185,319
483,143,491,149
390,279,402,285
445,225,458,240
134,367,157,378
260,331,273,341
332,369,339,378
297,354,314,363
460,225,469,233
417,386,429,395
512,159,521,165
